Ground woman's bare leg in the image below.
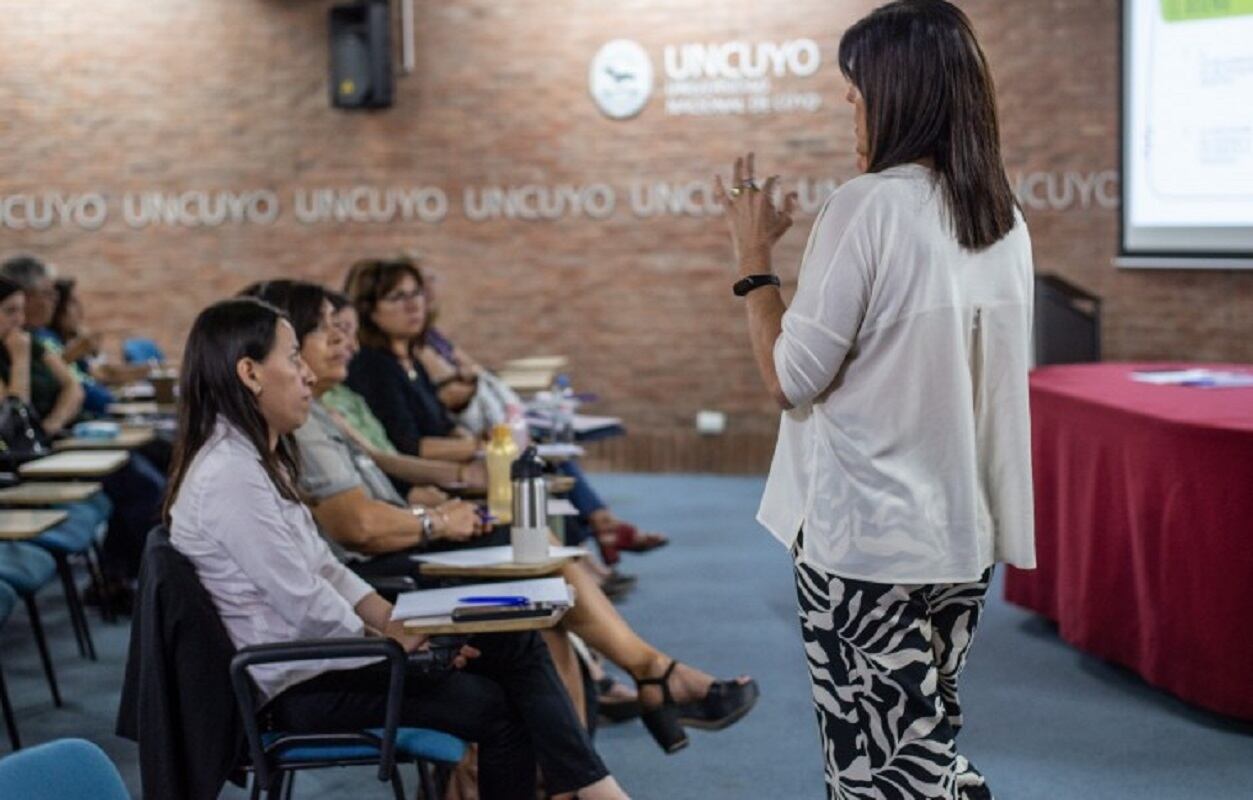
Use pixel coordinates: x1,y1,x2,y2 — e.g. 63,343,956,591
560,559,719,703
552,775,630,800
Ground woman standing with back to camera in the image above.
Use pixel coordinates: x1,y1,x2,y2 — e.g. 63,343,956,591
716,2,1034,798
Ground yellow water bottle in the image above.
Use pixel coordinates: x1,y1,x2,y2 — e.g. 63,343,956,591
486,424,519,524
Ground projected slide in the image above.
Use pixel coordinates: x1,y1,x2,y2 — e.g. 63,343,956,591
1124,0,1253,255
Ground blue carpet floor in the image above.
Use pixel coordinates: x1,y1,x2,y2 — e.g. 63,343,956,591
1,473,1251,798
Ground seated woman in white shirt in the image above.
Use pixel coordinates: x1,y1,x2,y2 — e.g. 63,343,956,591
164,297,628,800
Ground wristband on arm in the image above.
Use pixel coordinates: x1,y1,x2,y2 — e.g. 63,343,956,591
733,274,781,297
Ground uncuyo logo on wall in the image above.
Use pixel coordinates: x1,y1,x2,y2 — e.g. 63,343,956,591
589,39,655,120
589,37,825,119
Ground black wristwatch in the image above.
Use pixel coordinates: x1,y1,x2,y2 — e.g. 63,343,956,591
733,273,781,297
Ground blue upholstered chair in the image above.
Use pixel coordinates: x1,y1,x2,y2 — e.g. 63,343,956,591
122,338,165,365
231,639,467,800
0,581,20,751
0,738,129,799
0,544,63,708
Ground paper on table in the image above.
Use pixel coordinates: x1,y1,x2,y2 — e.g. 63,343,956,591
391,576,573,621
528,413,623,434
1132,369,1253,388
410,544,586,568
536,443,584,459
548,498,578,517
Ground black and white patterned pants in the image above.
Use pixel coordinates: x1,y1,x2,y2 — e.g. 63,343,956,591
794,538,993,800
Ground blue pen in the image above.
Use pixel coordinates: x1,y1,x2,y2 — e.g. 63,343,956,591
458,595,529,606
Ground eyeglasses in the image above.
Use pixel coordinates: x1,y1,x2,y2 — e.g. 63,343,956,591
378,288,425,306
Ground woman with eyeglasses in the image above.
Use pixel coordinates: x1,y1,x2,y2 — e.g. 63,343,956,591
164,296,628,800
342,261,479,464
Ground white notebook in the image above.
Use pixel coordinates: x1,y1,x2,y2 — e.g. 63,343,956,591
391,577,573,622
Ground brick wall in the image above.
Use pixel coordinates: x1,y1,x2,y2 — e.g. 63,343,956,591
1,0,1249,472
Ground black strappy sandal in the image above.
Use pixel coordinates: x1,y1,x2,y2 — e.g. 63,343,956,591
595,676,641,723
677,677,760,730
634,660,690,754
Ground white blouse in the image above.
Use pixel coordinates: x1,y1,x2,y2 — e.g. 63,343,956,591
170,419,377,699
758,163,1036,584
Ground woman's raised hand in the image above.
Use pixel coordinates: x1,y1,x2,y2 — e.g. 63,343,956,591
713,152,799,272
2,327,30,360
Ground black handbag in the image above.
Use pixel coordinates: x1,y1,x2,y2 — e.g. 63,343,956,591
0,395,51,470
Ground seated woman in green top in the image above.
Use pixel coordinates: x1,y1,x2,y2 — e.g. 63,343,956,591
321,291,486,507
0,276,84,435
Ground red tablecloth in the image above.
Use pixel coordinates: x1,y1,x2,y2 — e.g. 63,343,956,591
1004,363,1253,720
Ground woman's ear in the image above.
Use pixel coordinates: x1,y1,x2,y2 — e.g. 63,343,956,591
236,357,263,398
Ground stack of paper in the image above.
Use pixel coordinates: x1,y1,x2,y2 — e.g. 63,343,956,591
1132,369,1253,388
528,413,623,435
548,498,578,517
536,443,585,459
410,545,586,568
391,577,574,622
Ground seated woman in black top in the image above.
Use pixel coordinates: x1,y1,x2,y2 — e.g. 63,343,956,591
344,259,667,571
343,260,478,465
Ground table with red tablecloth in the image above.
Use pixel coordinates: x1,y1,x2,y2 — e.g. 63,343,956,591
1004,363,1253,720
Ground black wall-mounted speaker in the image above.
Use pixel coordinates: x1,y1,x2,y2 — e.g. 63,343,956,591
329,0,393,109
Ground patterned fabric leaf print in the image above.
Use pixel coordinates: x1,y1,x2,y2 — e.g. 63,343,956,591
794,536,994,800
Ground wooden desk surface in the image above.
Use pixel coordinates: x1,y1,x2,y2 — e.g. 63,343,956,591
448,475,573,500
0,509,69,540
417,554,579,580
497,370,557,393
502,356,569,371
19,451,130,479
107,402,177,417
0,482,103,507
402,606,567,634
54,427,155,452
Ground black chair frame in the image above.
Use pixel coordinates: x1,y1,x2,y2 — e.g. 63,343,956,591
230,637,435,800
0,654,18,751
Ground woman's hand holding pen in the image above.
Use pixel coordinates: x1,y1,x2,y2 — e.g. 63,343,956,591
713,152,799,274
432,499,485,541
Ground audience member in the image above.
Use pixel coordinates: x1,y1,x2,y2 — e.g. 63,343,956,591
164,296,628,800
321,291,486,504
0,274,84,435
342,258,663,574
46,278,115,414
2,255,165,593
49,278,150,409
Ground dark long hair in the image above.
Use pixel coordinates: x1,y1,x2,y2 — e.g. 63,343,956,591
237,280,328,343
162,298,301,523
50,278,76,341
839,0,1016,250
342,257,426,352
325,290,351,313
0,276,22,304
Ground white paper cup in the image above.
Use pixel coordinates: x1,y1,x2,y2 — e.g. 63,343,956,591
511,527,550,564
